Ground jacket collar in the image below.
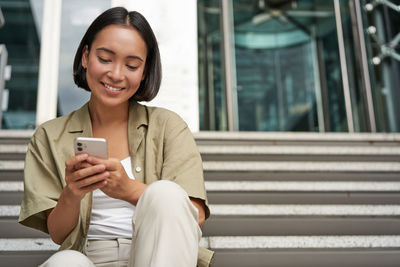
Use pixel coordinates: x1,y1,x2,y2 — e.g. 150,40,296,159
66,101,148,154
67,102,92,136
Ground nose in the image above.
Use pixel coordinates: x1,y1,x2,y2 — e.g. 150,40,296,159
107,63,124,82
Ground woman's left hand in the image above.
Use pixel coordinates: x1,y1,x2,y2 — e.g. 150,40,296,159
85,156,147,205
190,197,206,228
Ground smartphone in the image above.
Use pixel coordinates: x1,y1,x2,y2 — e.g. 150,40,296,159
74,137,108,159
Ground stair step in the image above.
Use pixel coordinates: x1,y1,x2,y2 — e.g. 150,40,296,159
203,216,400,236
210,204,400,216
0,130,33,144
3,144,400,161
201,235,400,249
3,160,400,172
0,144,28,160
203,161,400,172
1,235,399,251
3,216,400,238
0,219,48,238
4,181,400,192
0,252,53,267
208,192,400,204
194,132,400,146
205,181,400,191
211,249,400,267
3,205,400,217
1,249,399,267
199,145,400,161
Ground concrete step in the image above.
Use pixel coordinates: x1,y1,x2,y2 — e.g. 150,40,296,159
0,130,33,144
8,160,399,172
0,219,48,238
2,235,400,251
211,249,400,267
0,144,27,160
0,251,53,267
2,130,400,146
208,191,400,204
3,144,400,161
204,161,400,181
1,249,399,267
203,216,400,236
5,181,400,193
2,231,399,266
3,160,400,182
194,132,400,146
3,215,400,238
3,204,400,217
3,181,400,205
199,145,400,162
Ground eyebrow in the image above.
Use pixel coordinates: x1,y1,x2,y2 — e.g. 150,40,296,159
96,47,144,61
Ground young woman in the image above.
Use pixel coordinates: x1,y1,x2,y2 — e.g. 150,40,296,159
19,7,213,267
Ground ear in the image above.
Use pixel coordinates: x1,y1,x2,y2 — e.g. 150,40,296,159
81,45,89,69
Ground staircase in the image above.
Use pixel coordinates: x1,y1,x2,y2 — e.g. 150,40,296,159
1,130,400,266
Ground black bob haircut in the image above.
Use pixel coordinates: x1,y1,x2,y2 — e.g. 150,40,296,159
73,7,162,102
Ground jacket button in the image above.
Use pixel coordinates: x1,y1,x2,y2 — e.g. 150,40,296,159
135,166,142,173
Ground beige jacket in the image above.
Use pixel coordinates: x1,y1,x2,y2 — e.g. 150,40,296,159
19,101,214,267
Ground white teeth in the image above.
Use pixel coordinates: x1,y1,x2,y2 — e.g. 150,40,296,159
104,83,123,91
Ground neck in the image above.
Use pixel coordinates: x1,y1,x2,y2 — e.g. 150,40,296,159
88,99,129,127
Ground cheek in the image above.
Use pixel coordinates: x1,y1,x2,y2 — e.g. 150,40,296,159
128,71,146,88
87,59,104,77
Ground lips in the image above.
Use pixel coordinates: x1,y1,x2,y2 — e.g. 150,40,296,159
103,82,124,92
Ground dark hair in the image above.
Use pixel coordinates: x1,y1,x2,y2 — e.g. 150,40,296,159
73,7,161,101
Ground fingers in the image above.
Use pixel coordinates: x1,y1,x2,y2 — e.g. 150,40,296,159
72,164,106,182
86,156,120,171
78,162,93,169
76,171,109,190
81,179,108,193
65,154,88,172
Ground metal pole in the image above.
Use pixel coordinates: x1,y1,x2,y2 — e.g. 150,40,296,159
311,27,325,132
334,0,354,132
0,45,7,128
354,0,377,132
220,0,239,131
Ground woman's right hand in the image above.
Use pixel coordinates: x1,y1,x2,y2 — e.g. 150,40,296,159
64,153,109,201
46,153,109,245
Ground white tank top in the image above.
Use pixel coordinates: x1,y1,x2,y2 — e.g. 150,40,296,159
87,157,135,240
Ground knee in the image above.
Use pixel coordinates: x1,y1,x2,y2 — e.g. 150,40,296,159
140,180,189,215
41,250,94,267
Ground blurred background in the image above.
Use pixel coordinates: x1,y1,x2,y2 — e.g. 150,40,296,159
0,0,399,132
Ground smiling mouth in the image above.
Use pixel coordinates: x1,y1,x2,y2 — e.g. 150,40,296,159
103,83,124,92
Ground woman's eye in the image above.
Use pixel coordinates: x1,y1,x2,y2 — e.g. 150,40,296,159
98,57,111,63
126,65,138,70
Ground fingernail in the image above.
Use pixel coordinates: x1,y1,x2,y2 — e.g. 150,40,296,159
97,165,105,170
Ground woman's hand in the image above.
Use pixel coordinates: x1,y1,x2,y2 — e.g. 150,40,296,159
190,197,206,228
86,156,148,205
46,153,109,245
64,153,109,201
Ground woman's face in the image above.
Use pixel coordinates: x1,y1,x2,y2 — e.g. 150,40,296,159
82,24,147,108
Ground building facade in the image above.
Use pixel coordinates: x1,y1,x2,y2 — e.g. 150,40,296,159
0,0,399,132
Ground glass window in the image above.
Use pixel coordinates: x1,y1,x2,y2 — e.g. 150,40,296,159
198,0,352,132
362,0,400,132
0,0,43,129
57,0,111,116
198,0,227,130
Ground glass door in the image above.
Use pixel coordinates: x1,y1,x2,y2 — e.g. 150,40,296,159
198,0,382,132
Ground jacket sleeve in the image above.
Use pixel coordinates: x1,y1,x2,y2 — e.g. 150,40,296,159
160,114,210,219
18,128,63,233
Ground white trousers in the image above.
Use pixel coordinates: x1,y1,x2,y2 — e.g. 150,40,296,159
40,180,202,267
